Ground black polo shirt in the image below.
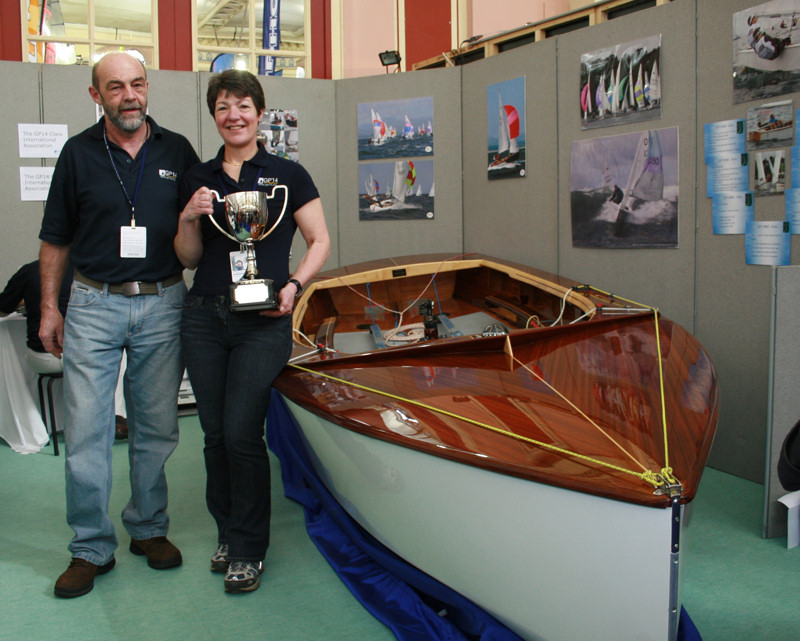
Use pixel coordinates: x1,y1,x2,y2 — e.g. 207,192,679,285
39,116,200,283
178,144,320,296
0,261,73,352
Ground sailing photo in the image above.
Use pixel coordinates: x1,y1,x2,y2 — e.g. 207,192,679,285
745,100,794,151
754,150,785,196
359,159,434,221
357,97,434,160
570,126,679,248
486,76,526,180
580,35,662,130
733,0,800,103
257,108,300,162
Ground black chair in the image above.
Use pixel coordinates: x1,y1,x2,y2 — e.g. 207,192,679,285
37,372,63,455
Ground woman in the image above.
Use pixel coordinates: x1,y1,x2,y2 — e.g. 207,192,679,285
175,70,330,593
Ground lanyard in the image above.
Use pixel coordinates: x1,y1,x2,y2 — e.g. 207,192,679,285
103,121,149,226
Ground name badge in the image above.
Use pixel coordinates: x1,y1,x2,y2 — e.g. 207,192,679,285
121,226,147,258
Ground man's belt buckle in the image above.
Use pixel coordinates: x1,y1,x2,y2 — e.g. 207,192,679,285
122,281,141,296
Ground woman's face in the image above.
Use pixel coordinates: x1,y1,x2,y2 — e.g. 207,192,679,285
213,90,263,148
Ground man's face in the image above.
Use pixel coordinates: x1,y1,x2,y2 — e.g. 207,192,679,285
90,54,149,134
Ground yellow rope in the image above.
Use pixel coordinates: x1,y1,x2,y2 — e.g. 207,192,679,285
288,362,667,489
510,357,650,475
577,285,672,474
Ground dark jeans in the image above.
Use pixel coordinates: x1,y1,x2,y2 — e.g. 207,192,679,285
181,294,292,562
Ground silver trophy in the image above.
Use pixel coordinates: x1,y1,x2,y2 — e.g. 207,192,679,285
208,185,288,311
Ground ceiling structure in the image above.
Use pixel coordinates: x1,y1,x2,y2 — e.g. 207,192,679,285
45,0,305,47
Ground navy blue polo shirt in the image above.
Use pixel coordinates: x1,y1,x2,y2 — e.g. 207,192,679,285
39,116,200,283
178,144,320,296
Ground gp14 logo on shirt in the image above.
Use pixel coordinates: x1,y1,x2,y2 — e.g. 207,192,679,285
158,169,178,181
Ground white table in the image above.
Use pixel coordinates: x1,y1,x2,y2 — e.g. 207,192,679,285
0,312,192,454
0,314,50,453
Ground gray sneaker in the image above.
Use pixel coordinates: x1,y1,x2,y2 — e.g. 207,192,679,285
224,560,264,593
210,543,229,573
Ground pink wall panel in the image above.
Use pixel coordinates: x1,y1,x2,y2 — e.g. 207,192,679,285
342,0,397,78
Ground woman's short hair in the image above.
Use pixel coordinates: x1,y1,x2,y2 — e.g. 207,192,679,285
206,69,266,116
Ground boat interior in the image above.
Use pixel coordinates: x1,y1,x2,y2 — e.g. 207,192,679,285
294,258,618,354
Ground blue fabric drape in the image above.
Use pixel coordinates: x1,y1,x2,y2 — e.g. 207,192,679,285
267,389,701,641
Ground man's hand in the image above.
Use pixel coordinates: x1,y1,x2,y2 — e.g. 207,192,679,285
39,307,64,358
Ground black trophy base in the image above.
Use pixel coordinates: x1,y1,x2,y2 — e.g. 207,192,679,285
229,278,277,312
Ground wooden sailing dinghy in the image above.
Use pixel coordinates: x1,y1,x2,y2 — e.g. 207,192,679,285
273,253,719,641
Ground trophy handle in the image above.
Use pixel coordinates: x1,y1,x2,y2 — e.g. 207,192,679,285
260,185,289,239
205,187,288,243
206,189,241,244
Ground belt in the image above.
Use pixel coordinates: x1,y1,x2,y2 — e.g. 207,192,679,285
74,270,183,296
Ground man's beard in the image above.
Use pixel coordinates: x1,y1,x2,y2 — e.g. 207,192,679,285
104,100,147,132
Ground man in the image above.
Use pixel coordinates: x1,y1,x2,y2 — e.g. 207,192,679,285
0,260,129,439
39,52,199,599
746,15,791,61
0,260,72,374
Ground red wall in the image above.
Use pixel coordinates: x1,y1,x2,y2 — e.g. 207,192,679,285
403,0,451,70
310,0,332,79
0,0,22,61
158,0,193,71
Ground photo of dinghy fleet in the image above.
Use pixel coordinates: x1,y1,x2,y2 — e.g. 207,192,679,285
357,96,435,221
580,34,662,130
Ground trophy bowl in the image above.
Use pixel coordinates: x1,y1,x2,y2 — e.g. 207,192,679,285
208,186,288,312
224,190,269,244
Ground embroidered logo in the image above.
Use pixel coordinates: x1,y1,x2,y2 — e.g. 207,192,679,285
258,177,279,186
159,169,178,181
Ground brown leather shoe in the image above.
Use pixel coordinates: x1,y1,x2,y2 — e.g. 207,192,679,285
54,557,116,598
115,416,128,440
129,536,182,569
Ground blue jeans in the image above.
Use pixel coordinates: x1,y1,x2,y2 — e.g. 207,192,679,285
62,279,186,565
181,294,292,562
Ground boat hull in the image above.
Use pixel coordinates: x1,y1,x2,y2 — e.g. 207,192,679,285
282,395,681,641
275,253,716,640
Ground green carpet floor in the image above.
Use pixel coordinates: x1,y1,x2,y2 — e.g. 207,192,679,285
1,414,798,641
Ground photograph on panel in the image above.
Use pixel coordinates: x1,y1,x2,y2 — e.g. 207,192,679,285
570,126,678,249
257,109,299,162
358,97,434,160
745,100,794,150
359,159,434,221
754,150,785,196
580,35,661,130
733,0,800,103
486,76,526,180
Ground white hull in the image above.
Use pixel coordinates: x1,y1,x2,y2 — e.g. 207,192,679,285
748,124,793,142
282,396,682,641
488,161,520,171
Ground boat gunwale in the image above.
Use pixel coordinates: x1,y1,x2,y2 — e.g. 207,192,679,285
291,255,599,343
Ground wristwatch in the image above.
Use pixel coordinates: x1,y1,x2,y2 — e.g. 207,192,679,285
287,278,303,297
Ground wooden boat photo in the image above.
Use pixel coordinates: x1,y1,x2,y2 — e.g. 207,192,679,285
272,253,719,641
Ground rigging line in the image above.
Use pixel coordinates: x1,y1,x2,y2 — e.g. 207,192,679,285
549,288,574,326
287,363,664,487
432,277,443,313
366,282,377,328
328,256,455,321
511,355,650,474
652,309,672,477
578,284,672,472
